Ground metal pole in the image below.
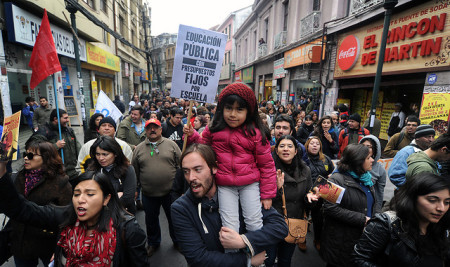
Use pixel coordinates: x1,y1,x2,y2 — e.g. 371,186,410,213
53,75,64,163
142,5,152,91
66,2,87,131
368,0,398,132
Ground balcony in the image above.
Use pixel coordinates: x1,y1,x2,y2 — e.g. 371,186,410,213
300,12,321,39
350,0,383,15
274,31,287,50
248,52,255,63
258,44,268,58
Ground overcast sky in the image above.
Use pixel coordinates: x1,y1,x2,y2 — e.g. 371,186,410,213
148,0,254,36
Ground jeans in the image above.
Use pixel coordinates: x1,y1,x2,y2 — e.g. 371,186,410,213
265,240,296,267
218,182,263,232
142,194,177,246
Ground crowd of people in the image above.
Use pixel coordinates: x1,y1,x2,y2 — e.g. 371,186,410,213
0,83,448,266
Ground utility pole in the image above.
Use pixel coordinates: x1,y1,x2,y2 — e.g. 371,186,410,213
367,0,398,132
142,4,152,92
65,1,87,131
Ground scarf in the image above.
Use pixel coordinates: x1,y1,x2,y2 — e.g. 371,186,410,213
24,169,45,196
58,218,117,266
348,171,373,187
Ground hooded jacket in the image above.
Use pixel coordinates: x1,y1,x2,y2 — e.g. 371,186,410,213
405,151,440,179
187,125,277,199
359,135,387,210
388,140,423,188
171,189,288,267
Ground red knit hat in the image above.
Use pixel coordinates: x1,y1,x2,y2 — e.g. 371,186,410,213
218,83,256,113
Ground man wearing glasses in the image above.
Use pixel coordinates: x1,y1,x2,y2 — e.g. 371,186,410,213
383,115,420,158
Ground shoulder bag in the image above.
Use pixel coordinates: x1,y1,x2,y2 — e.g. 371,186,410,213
281,186,308,244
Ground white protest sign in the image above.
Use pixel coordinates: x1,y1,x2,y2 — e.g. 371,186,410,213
95,90,122,123
171,25,227,104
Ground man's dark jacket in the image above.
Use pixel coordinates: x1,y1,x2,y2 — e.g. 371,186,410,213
171,189,288,267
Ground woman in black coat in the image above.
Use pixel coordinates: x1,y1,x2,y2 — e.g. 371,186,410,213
9,140,72,266
296,115,314,144
352,172,450,266
84,113,104,143
305,136,334,251
265,135,318,267
0,167,149,267
321,144,379,267
87,136,137,214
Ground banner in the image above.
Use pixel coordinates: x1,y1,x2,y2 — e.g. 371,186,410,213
171,25,227,104
95,90,122,123
1,111,21,160
419,85,450,134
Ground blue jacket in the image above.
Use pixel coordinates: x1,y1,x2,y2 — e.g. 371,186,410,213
171,189,288,267
22,105,35,128
388,141,422,188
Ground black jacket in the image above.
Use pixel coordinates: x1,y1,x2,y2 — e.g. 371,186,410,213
10,171,72,260
307,153,334,183
296,123,314,144
0,173,149,267
321,172,380,266
352,212,450,266
272,159,312,219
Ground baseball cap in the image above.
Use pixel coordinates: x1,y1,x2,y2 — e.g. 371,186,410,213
145,118,161,128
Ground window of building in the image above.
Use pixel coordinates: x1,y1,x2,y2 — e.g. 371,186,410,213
283,1,289,31
131,29,136,45
264,18,269,42
119,16,125,36
313,0,321,11
82,0,95,9
228,25,232,40
100,0,107,13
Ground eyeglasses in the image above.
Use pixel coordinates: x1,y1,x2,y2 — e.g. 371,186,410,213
23,152,41,160
406,124,418,127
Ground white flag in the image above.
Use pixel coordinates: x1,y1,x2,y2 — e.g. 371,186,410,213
95,90,122,124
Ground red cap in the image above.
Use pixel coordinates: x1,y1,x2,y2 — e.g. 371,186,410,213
145,118,161,128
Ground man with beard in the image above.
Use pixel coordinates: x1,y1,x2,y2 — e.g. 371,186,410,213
132,118,181,257
32,97,52,131
383,115,420,158
389,124,435,188
271,114,308,163
171,143,288,267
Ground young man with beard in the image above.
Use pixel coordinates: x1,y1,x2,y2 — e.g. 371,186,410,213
171,143,288,267
383,115,420,158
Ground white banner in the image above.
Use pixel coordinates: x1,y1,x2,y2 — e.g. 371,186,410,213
95,90,122,123
171,25,226,104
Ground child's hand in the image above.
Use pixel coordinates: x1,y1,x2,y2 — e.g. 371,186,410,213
183,124,194,137
261,199,272,210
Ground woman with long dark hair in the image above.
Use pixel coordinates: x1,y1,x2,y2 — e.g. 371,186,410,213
310,115,339,159
321,144,379,267
87,136,137,214
305,136,335,251
84,113,104,143
9,140,72,266
0,169,149,266
265,135,317,266
353,172,450,266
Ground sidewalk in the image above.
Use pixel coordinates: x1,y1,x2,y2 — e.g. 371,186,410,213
12,125,85,172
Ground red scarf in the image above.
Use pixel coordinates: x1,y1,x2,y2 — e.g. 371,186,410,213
58,218,117,266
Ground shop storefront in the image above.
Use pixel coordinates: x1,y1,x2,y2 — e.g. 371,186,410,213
334,1,450,139
242,66,254,88
3,3,88,124
284,38,323,106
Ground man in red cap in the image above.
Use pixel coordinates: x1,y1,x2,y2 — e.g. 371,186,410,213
132,118,181,257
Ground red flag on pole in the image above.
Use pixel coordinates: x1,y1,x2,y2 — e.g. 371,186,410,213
29,9,62,89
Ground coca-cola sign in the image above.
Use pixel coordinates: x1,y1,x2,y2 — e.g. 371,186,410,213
337,35,360,71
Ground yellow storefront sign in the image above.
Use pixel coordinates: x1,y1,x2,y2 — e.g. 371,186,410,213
419,86,450,135
86,43,120,72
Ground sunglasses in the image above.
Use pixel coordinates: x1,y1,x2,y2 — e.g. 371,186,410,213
23,152,41,160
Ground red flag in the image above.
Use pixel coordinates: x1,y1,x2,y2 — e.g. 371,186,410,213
29,9,61,89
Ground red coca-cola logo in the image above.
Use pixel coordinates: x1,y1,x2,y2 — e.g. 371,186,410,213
337,35,360,71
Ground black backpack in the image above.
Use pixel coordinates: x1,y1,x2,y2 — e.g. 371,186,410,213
387,116,401,136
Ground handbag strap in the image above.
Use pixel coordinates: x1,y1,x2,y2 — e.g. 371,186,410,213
281,186,288,217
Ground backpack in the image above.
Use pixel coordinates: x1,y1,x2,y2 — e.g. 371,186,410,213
394,131,405,150
388,116,401,136
342,127,366,140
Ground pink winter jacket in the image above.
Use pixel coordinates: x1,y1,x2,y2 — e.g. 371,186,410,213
187,125,277,199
